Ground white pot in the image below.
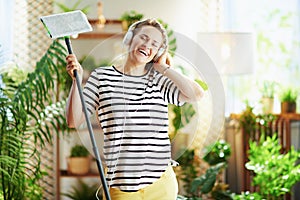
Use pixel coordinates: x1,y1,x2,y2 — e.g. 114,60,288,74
261,97,274,114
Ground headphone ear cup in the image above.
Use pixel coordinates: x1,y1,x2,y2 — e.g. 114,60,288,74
123,31,133,45
157,48,164,58
154,48,165,61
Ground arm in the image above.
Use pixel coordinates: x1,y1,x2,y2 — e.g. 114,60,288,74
65,54,85,128
153,53,205,103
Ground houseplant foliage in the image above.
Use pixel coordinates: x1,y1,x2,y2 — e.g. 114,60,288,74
239,104,276,139
120,10,144,30
191,140,232,200
176,140,233,200
62,179,102,200
54,0,90,14
279,86,298,113
203,140,231,166
70,144,89,157
169,65,208,139
0,40,69,199
157,19,177,57
176,149,201,198
244,134,300,199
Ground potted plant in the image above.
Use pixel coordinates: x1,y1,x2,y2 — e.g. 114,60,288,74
68,144,90,175
279,86,298,113
120,10,144,31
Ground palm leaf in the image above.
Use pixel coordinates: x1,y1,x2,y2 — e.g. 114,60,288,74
0,39,69,199
191,162,225,194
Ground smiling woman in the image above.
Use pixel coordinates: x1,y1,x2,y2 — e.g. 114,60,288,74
65,18,204,200
121,23,165,74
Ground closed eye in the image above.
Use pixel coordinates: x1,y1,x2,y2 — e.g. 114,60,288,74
152,42,159,48
139,34,160,49
140,34,149,41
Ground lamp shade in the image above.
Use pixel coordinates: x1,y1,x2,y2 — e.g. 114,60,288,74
197,32,254,75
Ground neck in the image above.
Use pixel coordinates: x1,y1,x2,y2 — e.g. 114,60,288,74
121,59,147,76
123,65,146,76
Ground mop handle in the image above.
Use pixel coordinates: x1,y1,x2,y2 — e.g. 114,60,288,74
65,37,111,200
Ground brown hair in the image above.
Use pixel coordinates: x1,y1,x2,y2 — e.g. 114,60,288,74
130,18,168,50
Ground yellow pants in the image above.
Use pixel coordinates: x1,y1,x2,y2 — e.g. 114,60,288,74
104,165,178,200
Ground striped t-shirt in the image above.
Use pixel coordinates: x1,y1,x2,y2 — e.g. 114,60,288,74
83,65,184,192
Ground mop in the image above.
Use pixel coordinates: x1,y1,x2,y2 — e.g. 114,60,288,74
40,10,111,200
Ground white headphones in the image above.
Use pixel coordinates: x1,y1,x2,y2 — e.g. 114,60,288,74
122,19,167,61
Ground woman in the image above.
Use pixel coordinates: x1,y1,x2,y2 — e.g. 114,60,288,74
66,18,204,200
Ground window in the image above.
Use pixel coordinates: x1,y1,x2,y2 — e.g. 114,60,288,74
0,1,14,66
223,0,300,114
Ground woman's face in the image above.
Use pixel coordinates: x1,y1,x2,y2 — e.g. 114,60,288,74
128,25,164,64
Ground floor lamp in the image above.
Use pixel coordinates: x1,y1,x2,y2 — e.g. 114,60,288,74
197,32,255,193
197,32,255,116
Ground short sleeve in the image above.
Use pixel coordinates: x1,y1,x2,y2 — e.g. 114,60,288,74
82,70,100,115
154,72,185,106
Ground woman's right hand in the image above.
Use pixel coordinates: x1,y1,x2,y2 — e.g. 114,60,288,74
66,54,83,79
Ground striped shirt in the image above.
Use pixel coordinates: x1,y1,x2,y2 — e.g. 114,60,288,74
83,65,184,192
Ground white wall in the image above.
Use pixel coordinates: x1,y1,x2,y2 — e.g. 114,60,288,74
103,0,203,40
57,0,204,40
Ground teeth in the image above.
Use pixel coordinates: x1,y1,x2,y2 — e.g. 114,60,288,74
139,49,148,56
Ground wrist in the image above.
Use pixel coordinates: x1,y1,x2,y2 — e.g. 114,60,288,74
157,63,170,75
162,65,170,75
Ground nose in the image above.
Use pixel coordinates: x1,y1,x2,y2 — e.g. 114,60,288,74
143,40,152,49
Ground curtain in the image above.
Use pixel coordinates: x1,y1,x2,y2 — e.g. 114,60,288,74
0,0,14,65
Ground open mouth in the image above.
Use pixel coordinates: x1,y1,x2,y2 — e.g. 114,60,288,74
138,49,149,57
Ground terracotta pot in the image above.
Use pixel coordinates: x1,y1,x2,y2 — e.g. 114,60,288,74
281,102,296,113
67,157,90,175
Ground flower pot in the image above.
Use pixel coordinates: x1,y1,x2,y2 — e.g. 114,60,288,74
121,20,139,31
67,157,90,175
90,159,100,174
261,97,274,114
121,20,129,31
281,102,296,113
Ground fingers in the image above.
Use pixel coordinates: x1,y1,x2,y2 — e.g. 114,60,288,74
157,51,172,66
66,54,82,78
165,53,173,66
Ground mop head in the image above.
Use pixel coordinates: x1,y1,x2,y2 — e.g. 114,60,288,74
40,10,92,39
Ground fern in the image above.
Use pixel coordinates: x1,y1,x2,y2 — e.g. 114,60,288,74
0,40,70,199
